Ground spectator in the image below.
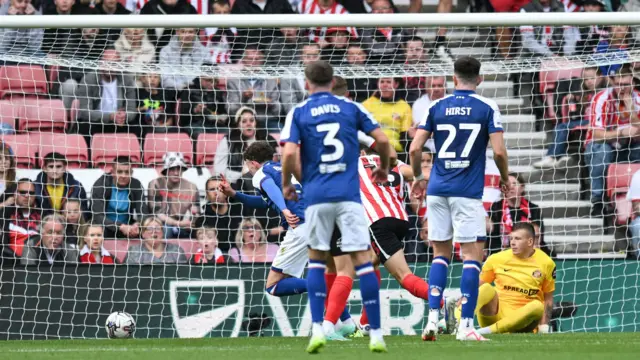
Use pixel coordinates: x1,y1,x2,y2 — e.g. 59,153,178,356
298,0,357,47
140,0,198,56
231,0,295,50
159,28,209,91
75,28,111,61
226,47,282,130
62,198,85,245
628,169,640,259
205,0,238,64
75,49,138,137
137,72,179,135
320,27,352,66
267,27,302,66
148,152,199,239
77,223,115,264
414,149,433,221
194,176,238,251
21,214,77,265
91,156,146,240
487,173,544,254
595,25,632,76
403,37,428,104
34,152,89,218
411,75,447,132
519,0,579,58
228,218,279,263
0,0,43,56
344,44,372,103
124,216,188,264
41,0,83,58
114,28,156,65
95,0,132,45
179,66,229,137
0,141,16,201
191,227,225,264
576,0,607,55
214,107,269,184
0,178,41,258
360,0,408,65
280,42,321,112
362,77,412,154
586,65,640,216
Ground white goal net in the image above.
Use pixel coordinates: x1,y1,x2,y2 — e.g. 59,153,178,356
0,11,638,339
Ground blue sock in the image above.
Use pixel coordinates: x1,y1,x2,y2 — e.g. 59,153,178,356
340,307,351,322
460,260,482,320
428,256,450,311
266,277,307,297
356,262,381,330
307,260,327,324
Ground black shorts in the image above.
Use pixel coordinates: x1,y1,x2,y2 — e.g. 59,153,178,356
369,217,410,264
330,227,347,257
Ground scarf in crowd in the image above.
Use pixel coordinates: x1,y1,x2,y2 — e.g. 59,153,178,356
501,197,531,236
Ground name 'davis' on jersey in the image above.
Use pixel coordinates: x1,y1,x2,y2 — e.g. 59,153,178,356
445,107,472,116
311,104,341,116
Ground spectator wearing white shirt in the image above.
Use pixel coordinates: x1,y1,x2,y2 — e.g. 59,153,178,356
519,0,579,57
0,0,44,57
205,0,238,64
409,75,446,138
628,169,640,259
159,28,210,91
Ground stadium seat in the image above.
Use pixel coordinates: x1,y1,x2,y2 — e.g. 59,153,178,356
196,133,224,165
38,134,89,168
143,133,193,167
165,239,200,260
0,100,17,129
17,98,67,132
0,65,48,98
1,133,38,168
91,133,141,170
607,163,640,224
102,240,140,263
539,60,583,122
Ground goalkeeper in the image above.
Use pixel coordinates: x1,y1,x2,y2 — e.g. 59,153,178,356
460,222,555,335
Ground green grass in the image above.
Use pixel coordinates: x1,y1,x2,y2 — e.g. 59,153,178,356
1,333,640,360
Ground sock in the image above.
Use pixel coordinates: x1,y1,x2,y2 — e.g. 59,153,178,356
324,276,353,324
401,274,429,301
428,256,449,311
340,308,352,322
307,260,327,324
266,278,307,297
477,326,493,335
322,320,336,334
359,269,380,326
356,262,381,330
324,273,337,309
460,260,482,326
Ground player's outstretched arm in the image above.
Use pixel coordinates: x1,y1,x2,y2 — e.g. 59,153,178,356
281,142,300,200
358,130,398,166
489,132,510,193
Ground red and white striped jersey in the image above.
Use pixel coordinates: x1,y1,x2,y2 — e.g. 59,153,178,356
297,0,358,41
358,155,409,225
205,27,237,64
129,0,209,14
587,87,640,144
561,0,582,12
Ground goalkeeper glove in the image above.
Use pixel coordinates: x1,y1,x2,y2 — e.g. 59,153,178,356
537,324,551,334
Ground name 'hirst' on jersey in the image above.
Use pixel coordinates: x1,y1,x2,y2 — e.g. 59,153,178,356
445,107,472,116
311,104,341,116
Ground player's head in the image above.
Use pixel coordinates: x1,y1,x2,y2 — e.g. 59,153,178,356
509,222,536,257
331,75,349,98
244,142,276,174
359,143,376,156
305,60,334,94
453,56,482,89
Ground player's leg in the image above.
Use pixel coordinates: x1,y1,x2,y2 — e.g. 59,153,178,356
357,248,381,333
338,201,386,353
479,300,544,334
422,196,454,341
323,253,357,339
265,224,308,297
451,197,489,341
475,283,500,328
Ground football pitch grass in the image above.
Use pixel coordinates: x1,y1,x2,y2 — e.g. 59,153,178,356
2,333,640,360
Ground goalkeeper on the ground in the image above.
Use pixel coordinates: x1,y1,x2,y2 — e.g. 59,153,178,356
452,222,555,335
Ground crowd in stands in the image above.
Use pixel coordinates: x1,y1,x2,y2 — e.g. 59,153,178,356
0,0,639,264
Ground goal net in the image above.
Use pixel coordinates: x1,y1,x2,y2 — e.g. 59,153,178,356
0,12,638,339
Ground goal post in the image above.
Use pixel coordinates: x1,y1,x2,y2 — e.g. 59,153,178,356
0,12,639,339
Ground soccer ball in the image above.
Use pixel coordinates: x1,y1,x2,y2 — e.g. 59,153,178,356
105,312,136,339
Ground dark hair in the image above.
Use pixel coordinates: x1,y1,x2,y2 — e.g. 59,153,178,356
405,36,424,46
302,41,321,49
205,175,224,190
114,156,132,165
615,64,633,77
360,143,376,155
305,60,334,87
512,222,535,239
508,172,525,187
211,0,230,7
244,142,275,164
43,152,67,166
453,56,481,84
16,177,32,186
332,75,348,97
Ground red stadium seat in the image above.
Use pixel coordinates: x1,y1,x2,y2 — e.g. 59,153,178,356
539,60,583,122
17,98,67,132
165,239,200,260
103,240,140,264
143,133,193,167
0,133,38,168
38,134,89,168
196,133,225,165
0,100,17,129
0,65,48,98
92,133,141,170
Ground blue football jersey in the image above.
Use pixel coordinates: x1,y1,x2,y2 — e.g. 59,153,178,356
418,89,503,199
280,92,379,206
252,161,306,228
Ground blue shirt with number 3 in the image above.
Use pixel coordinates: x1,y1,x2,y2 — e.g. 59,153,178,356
280,91,379,206
419,89,504,199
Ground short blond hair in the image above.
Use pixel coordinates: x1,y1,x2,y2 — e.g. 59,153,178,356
234,218,267,249
197,227,218,240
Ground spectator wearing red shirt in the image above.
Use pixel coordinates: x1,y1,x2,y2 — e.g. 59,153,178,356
403,36,427,104
191,227,225,264
0,178,41,259
585,65,640,216
628,169,640,259
360,0,408,65
78,224,115,264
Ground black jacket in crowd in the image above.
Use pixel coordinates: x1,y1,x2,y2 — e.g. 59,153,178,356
91,173,147,237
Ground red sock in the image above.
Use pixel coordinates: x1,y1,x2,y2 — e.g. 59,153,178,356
324,276,353,324
359,269,382,326
325,273,337,310
401,274,429,301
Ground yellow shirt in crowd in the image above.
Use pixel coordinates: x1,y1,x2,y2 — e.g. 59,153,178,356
362,96,413,151
46,183,65,212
